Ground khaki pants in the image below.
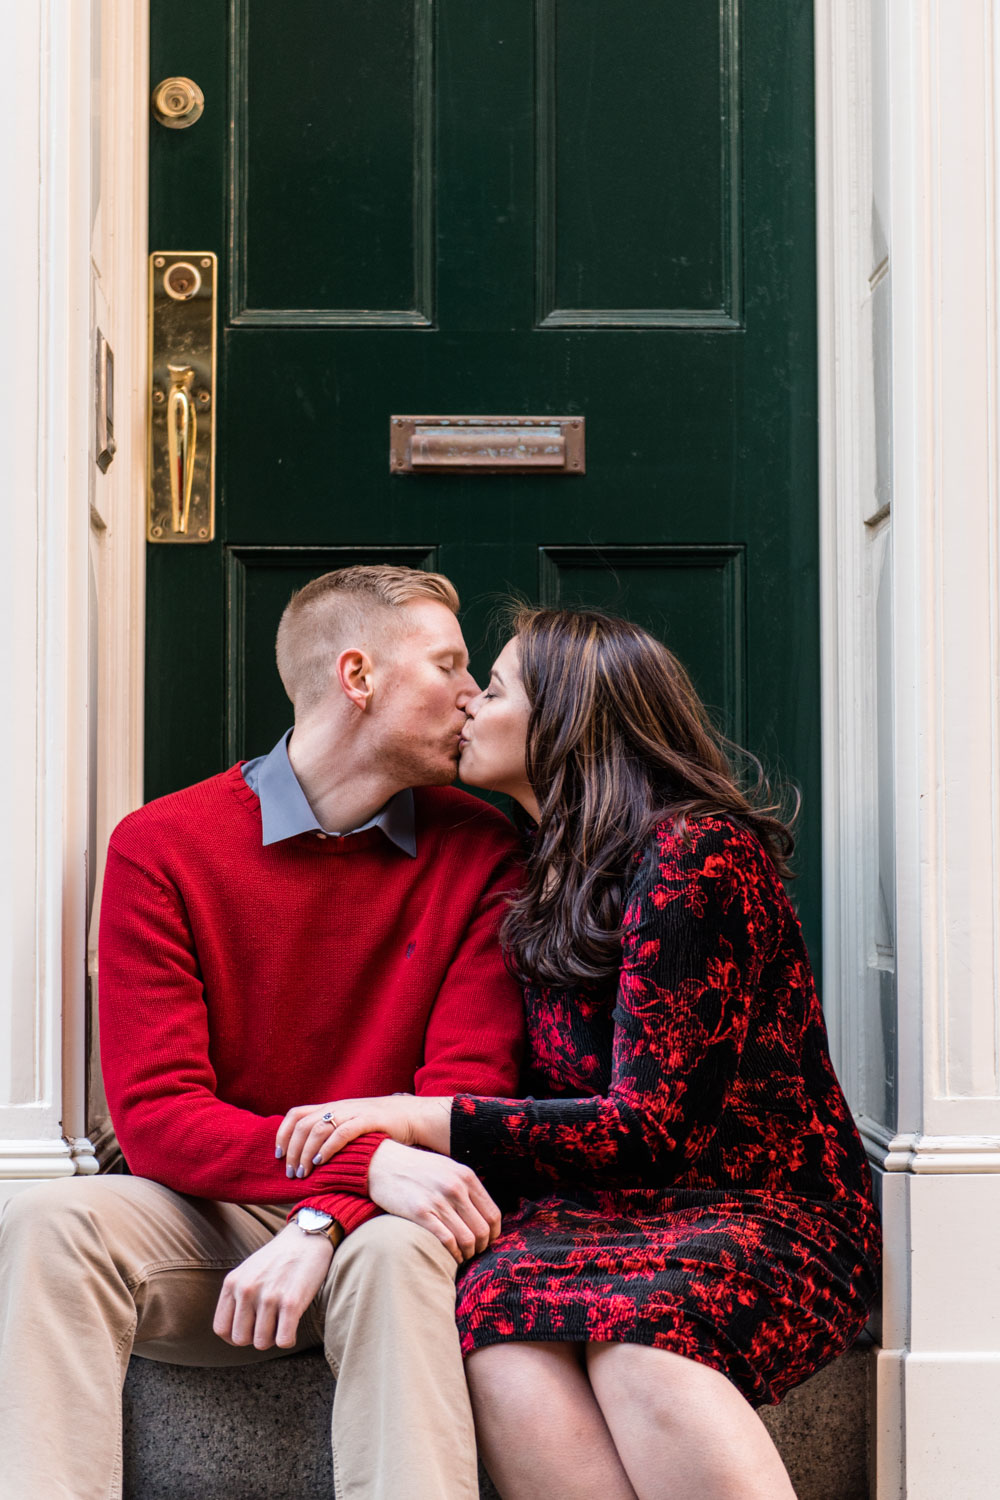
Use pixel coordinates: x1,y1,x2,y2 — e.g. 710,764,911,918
0,1175,479,1500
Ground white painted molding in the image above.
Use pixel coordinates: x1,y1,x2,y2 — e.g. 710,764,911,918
0,1139,80,1180
820,0,1000,1138
69,1136,100,1175
0,1134,96,1180
888,0,1000,1136
0,0,146,1185
85,0,149,1157
0,0,92,1170
860,1115,1000,1173
41,0,94,1162
815,0,896,1131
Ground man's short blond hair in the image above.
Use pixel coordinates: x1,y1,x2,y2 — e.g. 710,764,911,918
275,564,460,712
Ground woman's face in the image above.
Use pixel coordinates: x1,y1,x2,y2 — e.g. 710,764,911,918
459,636,539,818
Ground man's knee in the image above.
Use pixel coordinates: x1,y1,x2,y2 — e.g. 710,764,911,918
1,1175,147,1269
327,1214,459,1309
339,1213,458,1272
321,1215,466,1379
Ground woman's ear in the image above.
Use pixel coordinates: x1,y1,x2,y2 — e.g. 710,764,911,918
335,648,375,711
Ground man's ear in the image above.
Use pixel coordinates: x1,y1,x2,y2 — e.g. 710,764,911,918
335,648,375,712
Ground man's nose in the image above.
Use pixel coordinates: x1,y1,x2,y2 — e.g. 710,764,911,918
457,672,480,710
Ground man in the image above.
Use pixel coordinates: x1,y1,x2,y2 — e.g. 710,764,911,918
0,566,525,1500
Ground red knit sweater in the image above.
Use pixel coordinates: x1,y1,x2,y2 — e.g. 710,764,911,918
98,766,525,1235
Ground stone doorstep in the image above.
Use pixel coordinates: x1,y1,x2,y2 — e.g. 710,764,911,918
123,1343,872,1500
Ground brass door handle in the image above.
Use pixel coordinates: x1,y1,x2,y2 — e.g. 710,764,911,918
148,252,216,543
166,365,197,535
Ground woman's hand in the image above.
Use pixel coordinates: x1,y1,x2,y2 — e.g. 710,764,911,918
276,1094,453,1179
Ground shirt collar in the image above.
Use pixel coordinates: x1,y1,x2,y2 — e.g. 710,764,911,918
241,730,417,856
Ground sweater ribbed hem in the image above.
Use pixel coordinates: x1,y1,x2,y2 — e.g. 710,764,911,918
288,1191,383,1238
309,1132,387,1194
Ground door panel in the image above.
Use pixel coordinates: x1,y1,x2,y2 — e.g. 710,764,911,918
147,0,820,958
539,546,746,744
539,0,739,323
235,0,434,323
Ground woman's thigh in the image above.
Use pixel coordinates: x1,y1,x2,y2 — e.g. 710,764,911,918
465,1340,587,1415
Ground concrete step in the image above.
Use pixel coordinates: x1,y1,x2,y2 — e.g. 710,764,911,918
123,1343,872,1499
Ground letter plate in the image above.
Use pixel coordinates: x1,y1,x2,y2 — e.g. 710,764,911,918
390,416,585,474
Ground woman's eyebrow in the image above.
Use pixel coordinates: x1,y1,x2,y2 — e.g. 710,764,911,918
491,668,505,687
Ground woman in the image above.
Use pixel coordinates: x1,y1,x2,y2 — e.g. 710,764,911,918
278,608,881,1500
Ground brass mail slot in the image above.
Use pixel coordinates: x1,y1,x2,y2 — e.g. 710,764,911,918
390,416,585,473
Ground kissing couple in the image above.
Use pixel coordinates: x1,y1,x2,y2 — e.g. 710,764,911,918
0,564,880,1500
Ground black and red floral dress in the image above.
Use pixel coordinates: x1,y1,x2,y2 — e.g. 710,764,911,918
450,815,881,1407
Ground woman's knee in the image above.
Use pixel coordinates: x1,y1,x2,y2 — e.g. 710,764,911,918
586,1341,747,1427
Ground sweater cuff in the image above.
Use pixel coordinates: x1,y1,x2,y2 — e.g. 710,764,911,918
306,1131,388,1195
287,1191,383,1239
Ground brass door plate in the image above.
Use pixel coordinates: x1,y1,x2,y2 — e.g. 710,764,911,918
390,416,585,473
147,253,217,542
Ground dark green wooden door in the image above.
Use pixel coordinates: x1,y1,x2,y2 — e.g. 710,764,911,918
148,0,820,957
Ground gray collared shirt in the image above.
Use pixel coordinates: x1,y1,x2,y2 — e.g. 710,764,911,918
241,729,417,856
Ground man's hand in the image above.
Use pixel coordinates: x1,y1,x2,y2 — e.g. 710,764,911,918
368,1139,501,1264
213,1224,334,1351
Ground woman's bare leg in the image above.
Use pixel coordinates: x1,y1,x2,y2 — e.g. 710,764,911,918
586,1343,797,1500
466,1342,638,1500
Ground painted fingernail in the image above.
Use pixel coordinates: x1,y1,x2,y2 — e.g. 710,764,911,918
296,1165,306,1178
286,1166,294,1179
275,1146,284,1159
312,1154,323,1165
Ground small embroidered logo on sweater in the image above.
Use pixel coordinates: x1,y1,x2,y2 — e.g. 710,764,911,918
406,942,416,958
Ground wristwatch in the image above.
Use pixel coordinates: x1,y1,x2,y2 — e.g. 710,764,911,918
292,1207,343,1243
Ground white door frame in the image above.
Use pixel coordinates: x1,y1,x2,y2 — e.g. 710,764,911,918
0,0,146,1190
817,3,1000,1495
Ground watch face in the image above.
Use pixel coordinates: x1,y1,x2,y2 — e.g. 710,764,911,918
296,1208,334,1234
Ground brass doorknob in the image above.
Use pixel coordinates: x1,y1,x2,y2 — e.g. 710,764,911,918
151,77,204,129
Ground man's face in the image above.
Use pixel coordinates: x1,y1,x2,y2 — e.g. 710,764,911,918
369,600,479,785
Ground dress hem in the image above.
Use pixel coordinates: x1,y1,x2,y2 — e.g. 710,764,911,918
460,1324,780,1407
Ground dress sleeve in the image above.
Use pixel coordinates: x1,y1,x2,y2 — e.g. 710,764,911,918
449,819,775,1192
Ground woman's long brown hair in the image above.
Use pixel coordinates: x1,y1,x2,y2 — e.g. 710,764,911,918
501,606,798,988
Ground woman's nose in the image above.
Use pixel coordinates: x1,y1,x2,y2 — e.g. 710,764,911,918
457,672,481,710
462,685,484,717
